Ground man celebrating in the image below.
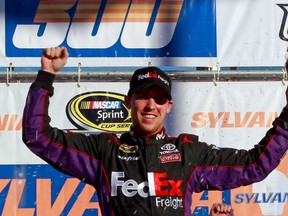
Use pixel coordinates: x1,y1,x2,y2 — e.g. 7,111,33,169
23,46,288,215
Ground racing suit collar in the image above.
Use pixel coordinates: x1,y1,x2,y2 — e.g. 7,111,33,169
129,127,167,145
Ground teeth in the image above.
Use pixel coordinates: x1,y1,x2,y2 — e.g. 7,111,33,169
145,115,155,119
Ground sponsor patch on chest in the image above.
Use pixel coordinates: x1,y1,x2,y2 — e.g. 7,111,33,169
159,143,182,163
117,144,140,161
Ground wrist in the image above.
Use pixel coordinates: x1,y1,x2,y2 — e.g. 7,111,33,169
41,67,56,74
36,70,56,86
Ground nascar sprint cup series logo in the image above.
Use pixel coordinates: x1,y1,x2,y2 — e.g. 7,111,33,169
66,92,131,132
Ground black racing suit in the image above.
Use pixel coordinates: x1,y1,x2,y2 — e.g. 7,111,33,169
22,71,288,216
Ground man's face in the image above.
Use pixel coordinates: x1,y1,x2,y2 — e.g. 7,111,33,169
125,86,173,136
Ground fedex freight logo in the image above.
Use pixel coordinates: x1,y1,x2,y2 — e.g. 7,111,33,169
6,0,217,57
66,91,131,132
138,72,170,86
111,171,183,209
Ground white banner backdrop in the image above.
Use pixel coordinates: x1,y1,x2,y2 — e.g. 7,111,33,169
167,81,286,147
0,81,288,215
216,0,288,67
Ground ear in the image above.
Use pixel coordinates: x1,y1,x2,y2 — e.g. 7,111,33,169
124,95,131,109
166,100,173,114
